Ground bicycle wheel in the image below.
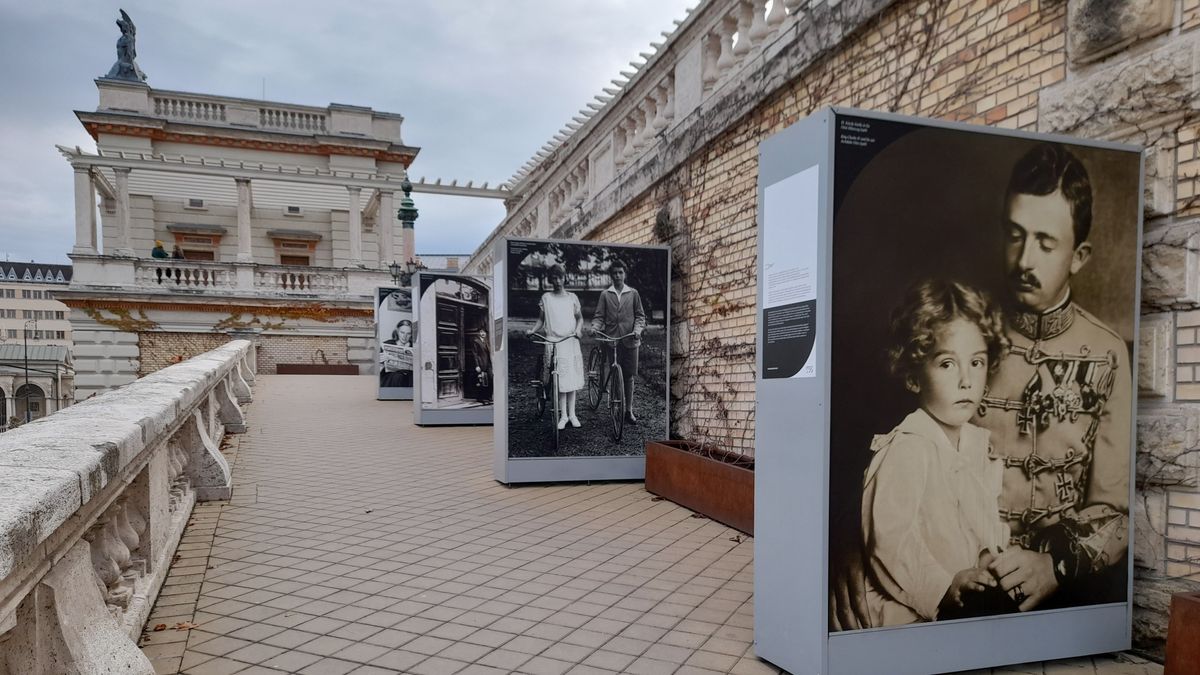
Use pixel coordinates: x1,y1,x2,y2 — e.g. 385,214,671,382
608,364,624,442
551,371,561,450
586,346,605,410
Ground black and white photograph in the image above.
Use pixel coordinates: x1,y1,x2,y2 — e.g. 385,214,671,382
825,116,1140,630
413,272,493,420
376,286,413,397
503,239,669,458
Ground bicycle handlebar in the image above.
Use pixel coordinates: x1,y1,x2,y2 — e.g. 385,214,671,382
529,333,579,345
592,330,638,343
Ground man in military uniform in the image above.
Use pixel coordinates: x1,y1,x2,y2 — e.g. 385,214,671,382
976,142,1131,612
831,142,1132,628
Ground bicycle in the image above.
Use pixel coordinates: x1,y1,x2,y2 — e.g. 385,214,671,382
585,330,637,442
528,333,579,450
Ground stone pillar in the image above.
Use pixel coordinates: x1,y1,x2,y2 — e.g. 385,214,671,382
347,186,362,265
113,168,134,257
235,178,253,262
378,190,395,267
72,167,98,255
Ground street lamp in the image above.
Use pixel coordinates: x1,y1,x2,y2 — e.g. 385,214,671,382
22,318,36,423
388,258,425,287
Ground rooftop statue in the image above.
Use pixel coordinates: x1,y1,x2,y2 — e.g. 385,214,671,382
103,9,147,82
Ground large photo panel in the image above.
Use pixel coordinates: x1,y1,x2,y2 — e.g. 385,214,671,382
412,272,493,425
827,114,1140,632
502,238,670,465
376,286,413,400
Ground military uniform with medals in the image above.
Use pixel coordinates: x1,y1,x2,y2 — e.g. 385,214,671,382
976,297,1131,603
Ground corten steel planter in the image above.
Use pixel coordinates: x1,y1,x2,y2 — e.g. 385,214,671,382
275,364,359,375
1166,591,1200,674
645,440,754,535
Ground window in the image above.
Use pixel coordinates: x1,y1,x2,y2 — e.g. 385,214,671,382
34,290,43,299
5,330,14,339
5,309,14,318
55,311,64,320
186,198,205,209
56,331,65,339
285,206,303,216
21,289,30,299
3,289,12,298
280,254,311,266
181,250,216,261
22,310,31,319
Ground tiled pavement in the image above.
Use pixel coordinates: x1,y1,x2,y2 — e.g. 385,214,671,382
138,375,1163,675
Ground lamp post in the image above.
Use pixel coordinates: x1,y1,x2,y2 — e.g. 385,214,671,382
388,258,425,288
22,318,36,423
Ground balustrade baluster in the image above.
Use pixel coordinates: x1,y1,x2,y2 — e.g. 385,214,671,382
734,2,753,56
749,0,770,44
717,16,737,77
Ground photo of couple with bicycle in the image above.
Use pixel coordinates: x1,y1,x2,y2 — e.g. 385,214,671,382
505,240,669,458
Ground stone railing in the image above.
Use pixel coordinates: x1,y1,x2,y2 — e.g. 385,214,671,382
97,83,403,143
464,0,892,274
152,95,228,124
259,106,328,133
0,341,254,673
135,260,238,290
254,265,349,294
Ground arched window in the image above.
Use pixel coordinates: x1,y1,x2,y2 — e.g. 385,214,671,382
15,383,45,422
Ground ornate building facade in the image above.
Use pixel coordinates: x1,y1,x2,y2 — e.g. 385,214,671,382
58,73,430,398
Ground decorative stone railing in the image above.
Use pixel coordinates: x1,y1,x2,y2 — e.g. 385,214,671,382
0,341,254,673
96,83,403,144
152,95,228,124
259,106,328,133
135,260,238,290
254,265,349,294
464,0,890,274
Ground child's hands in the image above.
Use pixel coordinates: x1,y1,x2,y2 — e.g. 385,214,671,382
941,567,996,609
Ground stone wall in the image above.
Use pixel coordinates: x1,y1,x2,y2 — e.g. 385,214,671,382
139,332,368,377
466,0,1200,656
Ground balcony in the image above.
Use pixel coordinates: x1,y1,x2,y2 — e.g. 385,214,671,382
66,255,389,300
0,348,1165,674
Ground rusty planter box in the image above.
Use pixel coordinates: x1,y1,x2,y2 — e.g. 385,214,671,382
1166,591,1200,673
645,440,753,535
275,364,359,375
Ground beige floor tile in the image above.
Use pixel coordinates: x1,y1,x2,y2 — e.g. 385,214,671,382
135,377,1155,675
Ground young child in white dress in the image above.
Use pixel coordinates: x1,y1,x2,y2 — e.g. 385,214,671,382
527,264,585,430
862,279,1013,627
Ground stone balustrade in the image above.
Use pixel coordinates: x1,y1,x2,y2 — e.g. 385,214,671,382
465,0,867,272
0,341,254,673
74,256,372,299
96,83,402,144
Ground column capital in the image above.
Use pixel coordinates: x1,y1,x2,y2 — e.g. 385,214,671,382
234,177,251,186
112,166,132,176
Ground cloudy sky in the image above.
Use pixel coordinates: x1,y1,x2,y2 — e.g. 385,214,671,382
0,1,694,264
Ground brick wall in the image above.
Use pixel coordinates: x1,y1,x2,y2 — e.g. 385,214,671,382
471,0,1200,653
138,332,231,376
255,335,349,373
583,0,1067,454
139,332,352,376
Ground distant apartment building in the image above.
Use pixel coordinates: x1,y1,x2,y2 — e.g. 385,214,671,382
0,262,73,348
0,262,75,425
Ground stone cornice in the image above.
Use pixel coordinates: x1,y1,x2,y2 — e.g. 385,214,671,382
77,111,420,165
56,295,373,317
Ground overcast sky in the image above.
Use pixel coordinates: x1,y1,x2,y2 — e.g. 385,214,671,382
0,1,694,264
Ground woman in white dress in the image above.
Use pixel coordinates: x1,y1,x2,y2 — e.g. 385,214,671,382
527,264,586,430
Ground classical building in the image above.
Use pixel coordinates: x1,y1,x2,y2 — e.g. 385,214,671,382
0,262,73,350
55,61,513,399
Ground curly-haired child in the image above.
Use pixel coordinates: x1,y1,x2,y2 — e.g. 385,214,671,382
862,278,1015,627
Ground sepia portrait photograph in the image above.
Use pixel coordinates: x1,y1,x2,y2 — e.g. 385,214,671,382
825,116,1140,631
414,273,492,412
503,239,670,458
